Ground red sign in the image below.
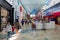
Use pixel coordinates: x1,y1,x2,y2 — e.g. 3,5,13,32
20,6,22,12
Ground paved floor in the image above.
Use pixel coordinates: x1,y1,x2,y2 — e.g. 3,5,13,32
9,24,60,40
9,29,60,40
0,24,60,40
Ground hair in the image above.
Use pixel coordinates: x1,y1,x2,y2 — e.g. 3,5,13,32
7,22,10,24
15,19,18,23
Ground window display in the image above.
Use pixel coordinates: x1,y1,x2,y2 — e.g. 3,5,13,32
1,7,9,28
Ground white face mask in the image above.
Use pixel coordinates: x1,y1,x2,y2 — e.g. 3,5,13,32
8,24,10,26
7,24,9,26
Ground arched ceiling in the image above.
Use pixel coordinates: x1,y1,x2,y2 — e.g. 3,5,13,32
21,0,46,13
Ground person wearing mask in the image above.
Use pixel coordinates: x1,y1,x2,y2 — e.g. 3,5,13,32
6,22,12,39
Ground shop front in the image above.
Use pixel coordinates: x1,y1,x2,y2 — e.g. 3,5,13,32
44,2,60,24
0,0,12,32
1,7,8,28
53,12,60,24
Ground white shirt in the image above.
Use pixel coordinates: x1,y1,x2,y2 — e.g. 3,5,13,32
6,25,12,32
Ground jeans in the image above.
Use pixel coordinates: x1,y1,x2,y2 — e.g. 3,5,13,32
11,32,15,35
31,28,36,31
7,31,11,39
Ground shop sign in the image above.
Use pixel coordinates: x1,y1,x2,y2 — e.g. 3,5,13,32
20,6,22,12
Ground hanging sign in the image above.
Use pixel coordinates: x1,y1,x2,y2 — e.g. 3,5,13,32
20,6,22,12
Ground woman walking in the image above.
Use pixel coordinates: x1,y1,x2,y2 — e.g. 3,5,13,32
6,22,12,39
14,22,21,35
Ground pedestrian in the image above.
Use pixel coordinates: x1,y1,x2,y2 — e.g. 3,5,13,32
6,22,12,39
42,19,46,30
11,24,16,34
21,19,24,27
15,22,21,35
32,20,36,31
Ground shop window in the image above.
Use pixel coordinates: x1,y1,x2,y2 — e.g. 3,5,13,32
1,7,8,29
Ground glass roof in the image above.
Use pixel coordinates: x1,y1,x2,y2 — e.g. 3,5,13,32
21,0,46,13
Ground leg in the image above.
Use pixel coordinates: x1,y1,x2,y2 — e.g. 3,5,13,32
7,31,11,39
